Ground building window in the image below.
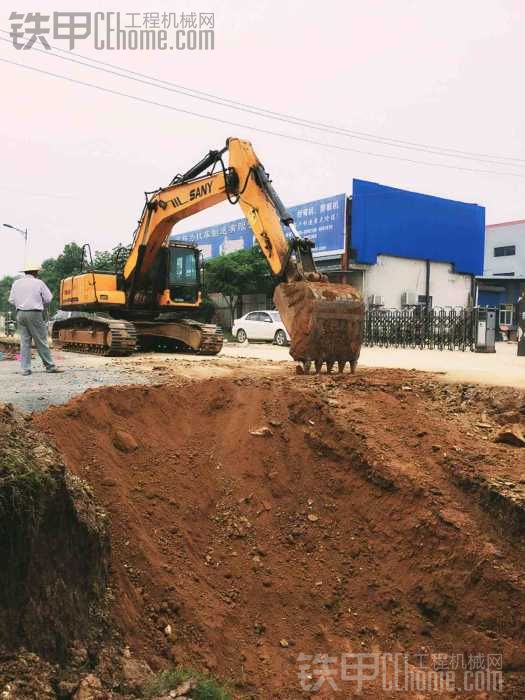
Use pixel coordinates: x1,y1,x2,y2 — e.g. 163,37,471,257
499,304,514,326
494,245,516,257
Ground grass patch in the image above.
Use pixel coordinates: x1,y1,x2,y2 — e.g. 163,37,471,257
143,665,232,700
0,445,56,524
0,428,56,498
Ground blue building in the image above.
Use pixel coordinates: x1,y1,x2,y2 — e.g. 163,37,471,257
350,180,485,274
344,180,485,309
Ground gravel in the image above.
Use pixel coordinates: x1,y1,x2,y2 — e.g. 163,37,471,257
0,353,150,413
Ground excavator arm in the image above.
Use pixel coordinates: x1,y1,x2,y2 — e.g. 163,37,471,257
124,137,363,372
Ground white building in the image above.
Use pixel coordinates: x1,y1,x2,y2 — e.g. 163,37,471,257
361,256,471,309
484,219,525,277
323,255,473,310
477,219,525,332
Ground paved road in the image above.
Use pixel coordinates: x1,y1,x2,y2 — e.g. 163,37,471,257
0,350,151,413
0,340,523,413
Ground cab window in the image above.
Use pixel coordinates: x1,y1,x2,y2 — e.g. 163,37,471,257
169,249,197,284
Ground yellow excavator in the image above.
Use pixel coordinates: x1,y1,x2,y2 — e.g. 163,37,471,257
55,138,363,372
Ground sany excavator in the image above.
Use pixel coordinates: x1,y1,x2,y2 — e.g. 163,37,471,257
55,138,363,373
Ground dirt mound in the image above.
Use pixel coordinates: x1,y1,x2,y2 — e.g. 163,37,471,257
0,403,109,661
33,371,525,698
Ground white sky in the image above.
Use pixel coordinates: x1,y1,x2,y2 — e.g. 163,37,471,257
1,0,524,276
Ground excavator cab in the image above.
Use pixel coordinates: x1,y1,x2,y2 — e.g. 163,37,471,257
145,241,202,310
165,242,200,305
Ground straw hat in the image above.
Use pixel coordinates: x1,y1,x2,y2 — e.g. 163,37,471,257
22,262,42,272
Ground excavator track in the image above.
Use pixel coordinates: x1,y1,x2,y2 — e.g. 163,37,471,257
181,320,224,355
52,314,137,356
134,319,224,355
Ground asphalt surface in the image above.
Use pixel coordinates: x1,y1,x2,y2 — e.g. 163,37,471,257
0,351,150,413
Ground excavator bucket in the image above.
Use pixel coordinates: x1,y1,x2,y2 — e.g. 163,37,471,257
274,281,364,373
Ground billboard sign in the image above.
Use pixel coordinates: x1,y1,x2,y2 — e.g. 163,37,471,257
170,193,346,259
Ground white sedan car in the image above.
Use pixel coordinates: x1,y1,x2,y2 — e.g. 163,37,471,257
232,310,290,346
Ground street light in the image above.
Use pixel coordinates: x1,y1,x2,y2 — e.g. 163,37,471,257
3,223,28,262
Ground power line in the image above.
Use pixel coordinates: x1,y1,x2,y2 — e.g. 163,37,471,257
1,54,525,180
1,28,524,167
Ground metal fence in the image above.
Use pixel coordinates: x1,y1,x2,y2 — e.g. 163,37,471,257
363,306,477,351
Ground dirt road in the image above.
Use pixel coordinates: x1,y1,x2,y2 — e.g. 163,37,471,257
1,341,523,414
223,340,525,388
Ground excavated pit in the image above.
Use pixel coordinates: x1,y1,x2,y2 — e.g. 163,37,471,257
0,404,109,662
27,372,525,698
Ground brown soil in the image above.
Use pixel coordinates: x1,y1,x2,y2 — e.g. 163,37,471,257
33,368,525,698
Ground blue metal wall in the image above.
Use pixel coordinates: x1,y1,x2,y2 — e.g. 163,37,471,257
478,280,522,306
478,289,506,306
351,180,485,275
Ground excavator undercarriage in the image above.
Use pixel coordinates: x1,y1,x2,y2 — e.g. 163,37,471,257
53,314,223,356
133,319,223,355
52,315,137,356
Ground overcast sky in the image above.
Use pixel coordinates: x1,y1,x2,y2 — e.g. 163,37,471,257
1,0,524,277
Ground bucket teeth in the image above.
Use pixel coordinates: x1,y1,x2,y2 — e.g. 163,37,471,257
297,357,358,374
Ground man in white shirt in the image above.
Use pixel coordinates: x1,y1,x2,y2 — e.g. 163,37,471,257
8,263,63,376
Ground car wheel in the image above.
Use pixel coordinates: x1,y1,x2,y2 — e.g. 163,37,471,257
274,329,288,346
236,329,248,344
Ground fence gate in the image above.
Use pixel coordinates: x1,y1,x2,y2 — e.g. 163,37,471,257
363,307,477,351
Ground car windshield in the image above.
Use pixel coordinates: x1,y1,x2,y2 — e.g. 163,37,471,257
269,311,281,321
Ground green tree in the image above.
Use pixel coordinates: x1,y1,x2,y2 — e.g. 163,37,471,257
92,244,131,272
204,246,275,327
91,249,114,271
0,276,15,315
